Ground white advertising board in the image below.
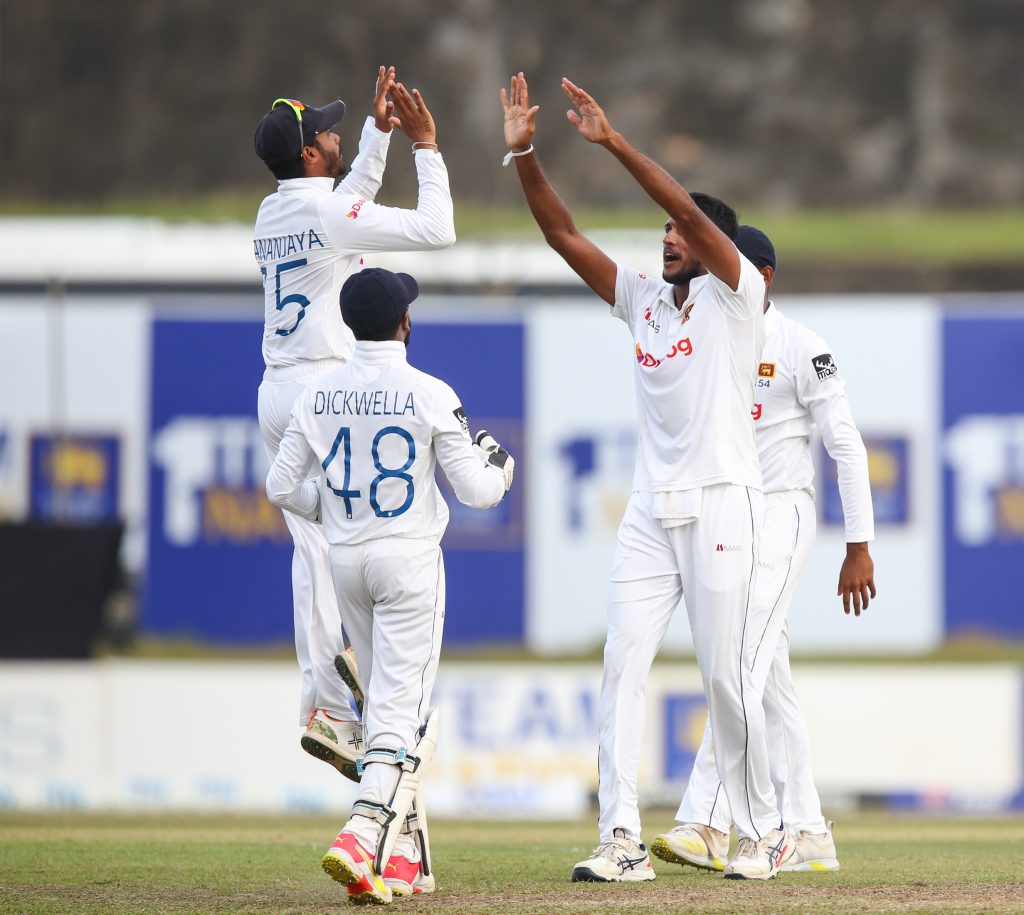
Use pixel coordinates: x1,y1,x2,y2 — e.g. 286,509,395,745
1,661,1019,815
525,297,942,655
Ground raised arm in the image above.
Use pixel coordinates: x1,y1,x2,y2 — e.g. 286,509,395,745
334,65,396,201
323,80,455,253
501,73,616,305
560,78,742,292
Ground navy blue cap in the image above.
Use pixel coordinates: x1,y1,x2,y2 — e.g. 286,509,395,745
341,268,419,339
254,98,346,165
736,225,777,271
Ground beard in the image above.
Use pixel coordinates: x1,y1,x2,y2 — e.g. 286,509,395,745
403,326,412,349
662,259,703,287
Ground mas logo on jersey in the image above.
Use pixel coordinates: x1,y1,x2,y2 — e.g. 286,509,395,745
715,543,742,552
813,353,838,381
758,362,776,379
634,337,693,368
643,307,661,333
345,199,367,219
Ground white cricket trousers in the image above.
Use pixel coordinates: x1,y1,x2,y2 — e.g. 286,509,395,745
675,491,827,835
329,536,445,847
258,358,355,725
598,484,781,842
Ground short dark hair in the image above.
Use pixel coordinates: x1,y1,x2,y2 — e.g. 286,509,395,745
340,268,419,341
346,308,406,341
267,156,306,180
690,192,738,240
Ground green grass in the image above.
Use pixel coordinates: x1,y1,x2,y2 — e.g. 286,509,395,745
1,813,1022,914
3,195,1024,265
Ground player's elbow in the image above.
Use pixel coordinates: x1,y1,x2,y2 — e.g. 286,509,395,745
265,474,289,508
453,476,505,510
543,225,579,256
423,221,456,249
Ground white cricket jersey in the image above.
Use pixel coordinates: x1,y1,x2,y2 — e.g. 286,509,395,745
265,341,506,545
752,302,875,542
253,117,456,368
612,252,766,492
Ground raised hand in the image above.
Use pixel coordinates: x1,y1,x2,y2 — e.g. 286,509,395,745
500,72,539,152
561,78,615,144
372,65,396,133
389,82,437,146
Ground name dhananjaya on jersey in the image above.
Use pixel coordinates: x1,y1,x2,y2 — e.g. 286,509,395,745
313,389,417,417
253,229,326,265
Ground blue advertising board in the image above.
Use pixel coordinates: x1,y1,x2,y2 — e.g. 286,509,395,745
662,693,709,782
820,434,910,527
145,317,290,641
29,433,120,522
146,313,524,644
943,310,1024,638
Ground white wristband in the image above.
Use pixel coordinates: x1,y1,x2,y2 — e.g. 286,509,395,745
502,145,534,167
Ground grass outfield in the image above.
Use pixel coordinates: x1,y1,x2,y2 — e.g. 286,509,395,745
3,199,1024,265
1,813,1022,914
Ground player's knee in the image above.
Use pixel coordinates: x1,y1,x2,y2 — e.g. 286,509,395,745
705,670,742,706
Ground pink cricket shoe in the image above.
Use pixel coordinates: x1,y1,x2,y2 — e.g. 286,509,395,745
382,853,436,896
321,831,392,905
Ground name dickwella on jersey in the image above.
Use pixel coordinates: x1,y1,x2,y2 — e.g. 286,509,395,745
313,389,417,417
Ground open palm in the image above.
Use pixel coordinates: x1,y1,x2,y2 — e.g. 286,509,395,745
562,78,613,144
501,72,539,150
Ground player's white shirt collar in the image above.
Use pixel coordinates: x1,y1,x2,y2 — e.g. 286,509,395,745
764,299,780,334
658,273,711,312
274,177,337,193
353,339,408,363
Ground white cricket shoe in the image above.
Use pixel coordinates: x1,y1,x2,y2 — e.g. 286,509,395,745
300,709,363,782
571,828,656,882
334,647,365,717
651,823,729,872
723,827,793,880
779,821,840,872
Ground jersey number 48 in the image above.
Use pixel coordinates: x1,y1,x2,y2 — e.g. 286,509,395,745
322,425,416,520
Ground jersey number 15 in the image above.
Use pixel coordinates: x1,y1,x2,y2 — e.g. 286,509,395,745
261,258,309,337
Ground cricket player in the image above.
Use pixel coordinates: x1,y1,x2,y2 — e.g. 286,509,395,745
501,73,786,880
252,68,456,777
266,267,514,903
653,226,877,874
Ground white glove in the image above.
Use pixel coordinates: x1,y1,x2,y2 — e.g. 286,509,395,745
473,430,514,492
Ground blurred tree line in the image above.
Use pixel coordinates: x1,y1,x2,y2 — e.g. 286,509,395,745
1,0,1021,211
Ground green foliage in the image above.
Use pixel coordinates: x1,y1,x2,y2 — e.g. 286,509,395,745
3,199,1024,265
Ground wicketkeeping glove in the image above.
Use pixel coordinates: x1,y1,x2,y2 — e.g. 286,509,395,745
473,430,514,492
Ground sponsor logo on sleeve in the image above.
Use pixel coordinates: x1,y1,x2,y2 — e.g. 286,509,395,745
453,406,470,436
813,353,838,381
345,199,367,219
